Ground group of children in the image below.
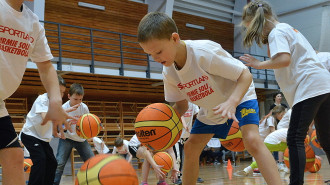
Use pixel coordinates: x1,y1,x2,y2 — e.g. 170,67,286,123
1,0,330,185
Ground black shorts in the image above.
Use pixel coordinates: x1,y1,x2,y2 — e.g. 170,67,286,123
128,145,139,158
0,116,21,149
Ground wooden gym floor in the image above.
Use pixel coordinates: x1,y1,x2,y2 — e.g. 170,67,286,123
54,155,329,185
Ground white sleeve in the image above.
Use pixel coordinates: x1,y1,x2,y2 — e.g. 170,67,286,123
83,104,90,114
268,29,291,58
267,117,276,127
207,53,244,82
112,146,117,154
35,96,48,114
30,23,53,63
193,104,199,115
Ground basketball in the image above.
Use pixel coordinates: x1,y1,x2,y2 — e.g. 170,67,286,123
75,154,138,185
219,121,245,152
283,144,315,171
135,103,183,151
76,113,101,139
311,130,322,149
153,152,173,174
23,158,33,173
304,135,310,144
308,158,321,173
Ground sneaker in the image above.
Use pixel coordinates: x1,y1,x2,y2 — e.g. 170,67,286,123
157,181,169,185
197,177,204,183
140,183,148,185
278,163,286,171
174,179,182,185
235,166,253,177
244,166,253,175
253,168,260,173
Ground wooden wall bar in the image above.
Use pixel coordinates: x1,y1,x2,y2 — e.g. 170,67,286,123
173,11,234,51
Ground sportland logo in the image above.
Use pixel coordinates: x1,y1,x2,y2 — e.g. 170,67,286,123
136,129,156,137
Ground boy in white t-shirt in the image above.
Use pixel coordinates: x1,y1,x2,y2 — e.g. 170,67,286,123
20,76,66,185
54,83,94,185
259,105,286,140
240,1,330,183
92,137,110,154
0,1,72,184
112,137,132,162
138,12,281,185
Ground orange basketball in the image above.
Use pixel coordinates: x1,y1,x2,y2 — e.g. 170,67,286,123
219,121,245,152
311,130,322,149
283,145,315,171
75,154,138,185
304,135,310,144
153,152,173,173
308,158,321,173
23,158,33,173
135,103,182,151
76,113,101,139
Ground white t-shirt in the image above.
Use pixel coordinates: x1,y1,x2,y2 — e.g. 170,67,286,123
62,101,89,142
277,109,291,130
181,102,199,139
112,140,130,155
163,40,257,125
93,137,109,154
21,93,52,142
317,52,330,72
0,0,53,117
128,135,141,146
264,128,288,145
268,23,330,107
259,116,276,140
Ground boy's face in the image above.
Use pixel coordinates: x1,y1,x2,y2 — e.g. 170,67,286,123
68,93,83,106
139,34,179,67
60,85,66,98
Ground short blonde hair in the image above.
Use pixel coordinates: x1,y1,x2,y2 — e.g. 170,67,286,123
138,12,178,43
242,1,277,47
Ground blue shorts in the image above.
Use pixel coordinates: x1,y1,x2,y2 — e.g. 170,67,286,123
190,99,260,139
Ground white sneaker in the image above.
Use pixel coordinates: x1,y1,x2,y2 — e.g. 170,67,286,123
244,166,253,175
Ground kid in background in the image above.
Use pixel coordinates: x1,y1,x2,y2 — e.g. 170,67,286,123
240,1,330,184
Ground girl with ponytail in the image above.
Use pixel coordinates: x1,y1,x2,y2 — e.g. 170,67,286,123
240,1,330,185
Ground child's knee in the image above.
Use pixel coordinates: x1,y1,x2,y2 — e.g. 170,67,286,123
244,135,262,152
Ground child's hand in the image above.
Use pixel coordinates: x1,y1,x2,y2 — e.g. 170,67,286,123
239,54,262,69
42,101,74,139
213,100,238,123
170,169,180,183
66,103,81,113
152,165,166,179
315,155,323,161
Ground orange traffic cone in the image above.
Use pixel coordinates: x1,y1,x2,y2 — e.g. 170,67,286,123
227,159,233,180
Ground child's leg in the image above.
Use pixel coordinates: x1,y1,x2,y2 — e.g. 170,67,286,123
54,139,74,185
0,116,25,185
74,140,94,161
182,133,213,185
21,133,48,185
288,94,327,185
240,124,281,185
0,148,25,185
313,94,330,163
43,142,57,185
141,159,151,183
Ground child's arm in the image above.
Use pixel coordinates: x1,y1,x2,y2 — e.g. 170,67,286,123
239,53,291,69
137,146,165,179
166,147,179,183
213,68,252,122
173,100,189,118
37,61,73,138
126,145,133,163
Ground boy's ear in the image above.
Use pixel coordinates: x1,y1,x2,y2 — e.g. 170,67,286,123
67,94,71,99
172,32,180,43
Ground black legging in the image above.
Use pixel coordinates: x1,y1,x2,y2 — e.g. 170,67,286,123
287,93,330,185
